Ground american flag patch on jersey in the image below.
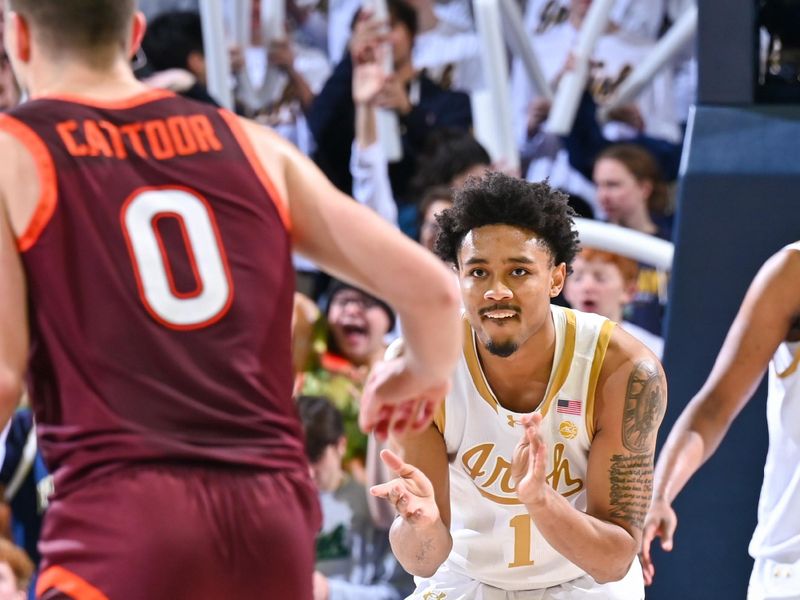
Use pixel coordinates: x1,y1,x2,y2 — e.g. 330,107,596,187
557,399,581,415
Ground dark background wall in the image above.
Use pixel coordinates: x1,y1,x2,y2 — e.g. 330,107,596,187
646,0,800,593
648,105,800,598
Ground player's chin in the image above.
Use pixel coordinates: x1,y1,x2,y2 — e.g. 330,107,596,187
484,337,519,358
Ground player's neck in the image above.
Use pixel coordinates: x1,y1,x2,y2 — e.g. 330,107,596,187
476,317,557,413
25,58,147,101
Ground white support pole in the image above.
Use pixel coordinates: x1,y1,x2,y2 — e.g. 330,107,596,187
263,0,287,41
574,218,674,270
471,0,520,172
199,0,234,110
544,0,615,136
600,4,697,117
229,0,251,46
498,0,553,101
362,0,403,162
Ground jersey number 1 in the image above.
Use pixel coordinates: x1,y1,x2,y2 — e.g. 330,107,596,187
509,514,535,568
121,187,233,330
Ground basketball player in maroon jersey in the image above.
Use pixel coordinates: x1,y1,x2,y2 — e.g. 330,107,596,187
0,1,461,598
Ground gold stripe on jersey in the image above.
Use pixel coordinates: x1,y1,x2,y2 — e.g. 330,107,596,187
463,318,500,412
778,344,800,379
433,401,446,434
462,310,577,416
586,320,616,440
540,308,577,417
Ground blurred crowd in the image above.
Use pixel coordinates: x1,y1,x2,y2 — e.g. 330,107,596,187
0,0,698,597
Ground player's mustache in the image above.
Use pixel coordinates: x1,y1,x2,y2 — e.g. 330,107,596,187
479,304,521,316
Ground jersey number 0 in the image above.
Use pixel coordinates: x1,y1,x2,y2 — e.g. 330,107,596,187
121,187,233,330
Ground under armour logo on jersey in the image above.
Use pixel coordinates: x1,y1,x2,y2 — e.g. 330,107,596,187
423,592,447,600
507,415,521,428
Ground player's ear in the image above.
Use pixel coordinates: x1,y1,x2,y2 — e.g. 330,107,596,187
128,11,147,60
550,262,566,298
9,12,32,63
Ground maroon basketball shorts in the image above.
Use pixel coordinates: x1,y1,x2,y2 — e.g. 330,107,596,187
35,465,321,600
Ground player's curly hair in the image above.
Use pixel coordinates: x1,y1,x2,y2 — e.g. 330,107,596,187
434,172,580,272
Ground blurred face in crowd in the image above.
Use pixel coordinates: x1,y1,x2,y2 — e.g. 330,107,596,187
0,0,19,110
564,255,632,323
328,289,391,366
420,198,452,253
0,43,19,110
0,562,24,600
310,437,346,492
389,19,413,70
570,0,593,21
593,157,653,226
458,224,564,357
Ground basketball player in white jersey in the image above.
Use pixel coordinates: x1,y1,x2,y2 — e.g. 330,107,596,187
370,173,666,599
642,242,800,600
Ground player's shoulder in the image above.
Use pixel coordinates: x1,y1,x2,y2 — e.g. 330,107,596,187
776,242,800,271
599,321,664,390
748,243,800,309
0,116,43,194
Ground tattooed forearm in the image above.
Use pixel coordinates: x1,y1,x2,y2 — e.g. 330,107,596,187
622,360,666,453
608,453,653,531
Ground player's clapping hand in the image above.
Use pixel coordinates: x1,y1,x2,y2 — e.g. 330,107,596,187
640,497,677,585
511,413,550,507
358,356,449,440
370,449,440,528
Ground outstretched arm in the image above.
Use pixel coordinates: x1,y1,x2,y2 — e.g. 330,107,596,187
244,121,461,437
512,330,666,583
370,425,452,577
642,246,800,582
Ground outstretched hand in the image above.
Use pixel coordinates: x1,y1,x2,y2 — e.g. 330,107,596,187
358,356,448,440
510,413,550,507
369,449,440,527
640,498,677,585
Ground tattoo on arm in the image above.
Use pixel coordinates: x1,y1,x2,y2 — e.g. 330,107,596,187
622,360,666,453
609,453,653,531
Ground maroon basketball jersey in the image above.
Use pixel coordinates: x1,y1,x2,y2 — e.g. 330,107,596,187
2,90,306,495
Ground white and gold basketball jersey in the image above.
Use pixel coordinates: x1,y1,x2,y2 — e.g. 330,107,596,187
749,243,800,564
431,305,615,591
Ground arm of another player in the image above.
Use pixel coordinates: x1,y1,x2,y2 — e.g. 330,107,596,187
246,122,462,436
370,425,452,577
642,246,800,583
0,170,29,429
513,329,666,583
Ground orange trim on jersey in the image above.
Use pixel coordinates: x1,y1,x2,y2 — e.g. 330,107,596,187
36,565,109,600
217,109,292,232
0,115,58,252
32,88,175,110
